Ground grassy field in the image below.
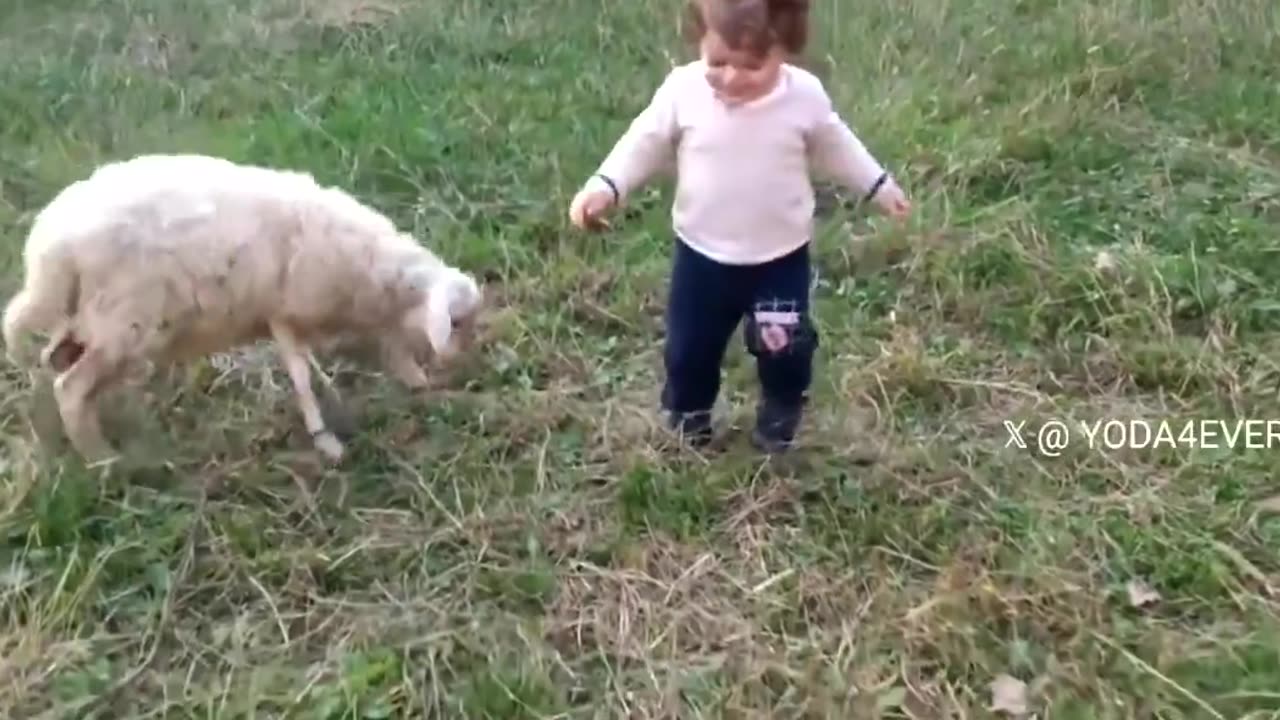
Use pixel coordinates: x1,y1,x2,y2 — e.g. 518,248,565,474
2,0,1280,716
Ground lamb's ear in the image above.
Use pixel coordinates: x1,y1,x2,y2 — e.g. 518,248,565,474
425,280,455,356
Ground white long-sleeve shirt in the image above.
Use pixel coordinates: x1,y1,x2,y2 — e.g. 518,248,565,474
585,60,890,265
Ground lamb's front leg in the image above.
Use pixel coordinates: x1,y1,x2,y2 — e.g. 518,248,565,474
379,336,429,389
268,321,344,463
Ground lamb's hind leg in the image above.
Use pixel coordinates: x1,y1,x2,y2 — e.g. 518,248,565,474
268,321,344,463
52,340,126,465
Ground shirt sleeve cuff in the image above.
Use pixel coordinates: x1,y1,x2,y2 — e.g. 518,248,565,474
585,173,622,203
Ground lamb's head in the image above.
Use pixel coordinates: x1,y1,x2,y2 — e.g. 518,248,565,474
401,263,482,363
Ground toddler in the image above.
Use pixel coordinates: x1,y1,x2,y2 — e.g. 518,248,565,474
568,0,910,453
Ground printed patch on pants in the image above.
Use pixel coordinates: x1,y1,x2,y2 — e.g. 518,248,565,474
753,304,801,353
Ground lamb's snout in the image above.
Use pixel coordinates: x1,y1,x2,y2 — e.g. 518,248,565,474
447,303,483,356
432,273,484,363
427,313,479,366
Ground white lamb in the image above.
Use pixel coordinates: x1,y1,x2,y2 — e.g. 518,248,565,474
2,153,482,465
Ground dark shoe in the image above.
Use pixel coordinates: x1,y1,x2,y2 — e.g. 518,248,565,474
665,408,713,448
750,396,806,454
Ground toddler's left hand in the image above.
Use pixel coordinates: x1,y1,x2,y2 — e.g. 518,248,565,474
874,178,911,219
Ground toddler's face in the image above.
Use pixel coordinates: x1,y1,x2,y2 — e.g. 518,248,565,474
699,30,783,104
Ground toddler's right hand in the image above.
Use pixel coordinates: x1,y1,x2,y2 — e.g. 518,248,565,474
568,187,615,230
873,177,911,219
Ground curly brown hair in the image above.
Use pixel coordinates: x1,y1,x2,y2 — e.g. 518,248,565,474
681,0,810,58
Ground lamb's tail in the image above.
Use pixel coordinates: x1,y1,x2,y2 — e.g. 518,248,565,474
3,244,80,368
3,177,97,367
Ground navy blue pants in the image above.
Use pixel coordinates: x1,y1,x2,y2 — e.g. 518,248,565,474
660,237,819,418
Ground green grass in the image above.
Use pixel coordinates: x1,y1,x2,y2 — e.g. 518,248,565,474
2,0,1280,716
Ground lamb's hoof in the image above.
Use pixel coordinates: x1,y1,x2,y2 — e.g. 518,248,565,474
313,431,345,464
386,362,430,391
80,448,124,473
403,374,431,391
317,385,358,440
